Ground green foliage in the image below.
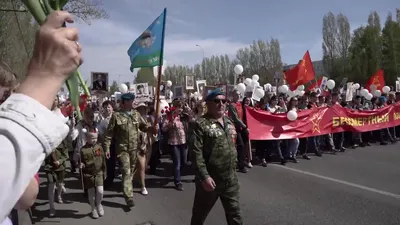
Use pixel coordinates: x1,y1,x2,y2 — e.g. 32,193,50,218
323,9,400,86
109,80,118,94
135,67,156,86
164,39,283,86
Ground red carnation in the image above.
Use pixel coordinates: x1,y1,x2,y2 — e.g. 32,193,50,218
170,106,176,111
161,109,165,113
164,106,169,109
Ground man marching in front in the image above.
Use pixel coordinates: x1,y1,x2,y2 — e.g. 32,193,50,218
190,89,243,225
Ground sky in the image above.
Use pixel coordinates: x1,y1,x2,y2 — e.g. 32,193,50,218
71,0,398,84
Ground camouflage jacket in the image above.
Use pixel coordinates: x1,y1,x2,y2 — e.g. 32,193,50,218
189,114,238,183
104,110,149,154
44,139,69,172
80,143,106,175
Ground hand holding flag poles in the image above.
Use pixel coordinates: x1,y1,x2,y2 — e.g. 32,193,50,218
22,0,90,120
127,8,167,131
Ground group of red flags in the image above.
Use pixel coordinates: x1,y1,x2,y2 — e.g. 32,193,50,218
284,50,386,92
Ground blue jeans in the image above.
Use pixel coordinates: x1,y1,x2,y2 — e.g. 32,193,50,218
170,144,187,185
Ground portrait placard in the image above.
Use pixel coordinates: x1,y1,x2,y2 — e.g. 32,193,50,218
185,75,195,90
91,72,108,92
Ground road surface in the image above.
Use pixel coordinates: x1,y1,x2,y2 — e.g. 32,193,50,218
32,143,400,225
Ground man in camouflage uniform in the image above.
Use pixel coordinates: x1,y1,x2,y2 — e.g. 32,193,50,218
190,89,243,225
104,93,151,207
227,90,249,173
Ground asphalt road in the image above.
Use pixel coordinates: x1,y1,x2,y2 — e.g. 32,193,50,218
31,143,400,225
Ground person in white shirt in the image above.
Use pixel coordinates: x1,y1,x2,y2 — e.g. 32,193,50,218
0,10,82,222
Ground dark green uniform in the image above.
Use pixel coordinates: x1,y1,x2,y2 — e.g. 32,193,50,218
190,114,243,225
80,144,106,189
44,140,69,183
104,110,149,200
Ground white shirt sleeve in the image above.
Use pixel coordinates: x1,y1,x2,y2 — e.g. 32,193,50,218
73,122,85,162
0,94,69,221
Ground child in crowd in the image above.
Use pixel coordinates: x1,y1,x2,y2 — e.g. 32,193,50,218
44,140,69,217
80,126,106,219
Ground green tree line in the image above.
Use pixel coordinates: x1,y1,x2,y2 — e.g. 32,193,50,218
323,9,400,86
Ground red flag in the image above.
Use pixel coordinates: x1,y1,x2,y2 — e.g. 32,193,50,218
284,50,316,91
306,76,323,91
365,69,385,91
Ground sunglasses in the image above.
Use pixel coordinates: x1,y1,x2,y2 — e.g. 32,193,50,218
213,99,227,104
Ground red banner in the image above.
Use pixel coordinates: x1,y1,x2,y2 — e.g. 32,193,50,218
246,104,400,140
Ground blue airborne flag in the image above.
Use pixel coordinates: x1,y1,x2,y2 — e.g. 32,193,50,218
127,8,167,72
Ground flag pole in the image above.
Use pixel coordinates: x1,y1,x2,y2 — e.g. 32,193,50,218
153,8,167,129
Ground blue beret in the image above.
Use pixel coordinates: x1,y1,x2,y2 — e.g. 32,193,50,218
205,88,225,101
121,93,135,101
378,96,386,102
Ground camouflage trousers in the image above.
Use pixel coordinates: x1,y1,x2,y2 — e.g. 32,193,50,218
190,177,242,225
118,150,138,199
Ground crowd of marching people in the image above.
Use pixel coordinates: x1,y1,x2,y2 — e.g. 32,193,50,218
32,84,399,219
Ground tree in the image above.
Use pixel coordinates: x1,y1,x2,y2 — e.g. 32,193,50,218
335,13,351,79
382,12,400,84
109,80,118,94
135,68,156,86
322,12,338,79
162,39,283,88
0,0,108,24
0,0,38,80
0,0,108,81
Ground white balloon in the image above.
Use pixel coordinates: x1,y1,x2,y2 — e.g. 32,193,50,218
234,64,243,75
360,89,369,97
166,80,173,87
265,83,272,90
244,78,252,86
353,83,360,90
194,91,199,96
278,85,289,93
237,83,246,94
326,79,335,90
382,86,391,94
119,83,128,93
370,84,377,91
297,85,305,91
373,90,381,97
251,80,260,87
299,90,305,96
254,88,265,98
366,93,373,100
252,74,259,81
245,85,254,92
287,110,298,121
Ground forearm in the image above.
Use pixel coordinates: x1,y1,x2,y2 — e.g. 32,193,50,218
15,71,64,109
14,177,39,210
0,94,69,220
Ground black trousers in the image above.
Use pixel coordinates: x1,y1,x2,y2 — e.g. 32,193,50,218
104,137,116,187
236,130,246,169
149,141,161,173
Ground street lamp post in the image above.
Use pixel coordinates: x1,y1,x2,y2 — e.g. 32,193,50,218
196,44,205,79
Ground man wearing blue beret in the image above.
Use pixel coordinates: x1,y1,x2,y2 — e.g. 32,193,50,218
190,88,243,225
104,92,152,207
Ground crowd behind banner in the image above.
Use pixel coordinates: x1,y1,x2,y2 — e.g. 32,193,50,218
245,100,400,140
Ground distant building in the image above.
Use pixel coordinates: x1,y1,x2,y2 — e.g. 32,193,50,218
283,60,325,77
